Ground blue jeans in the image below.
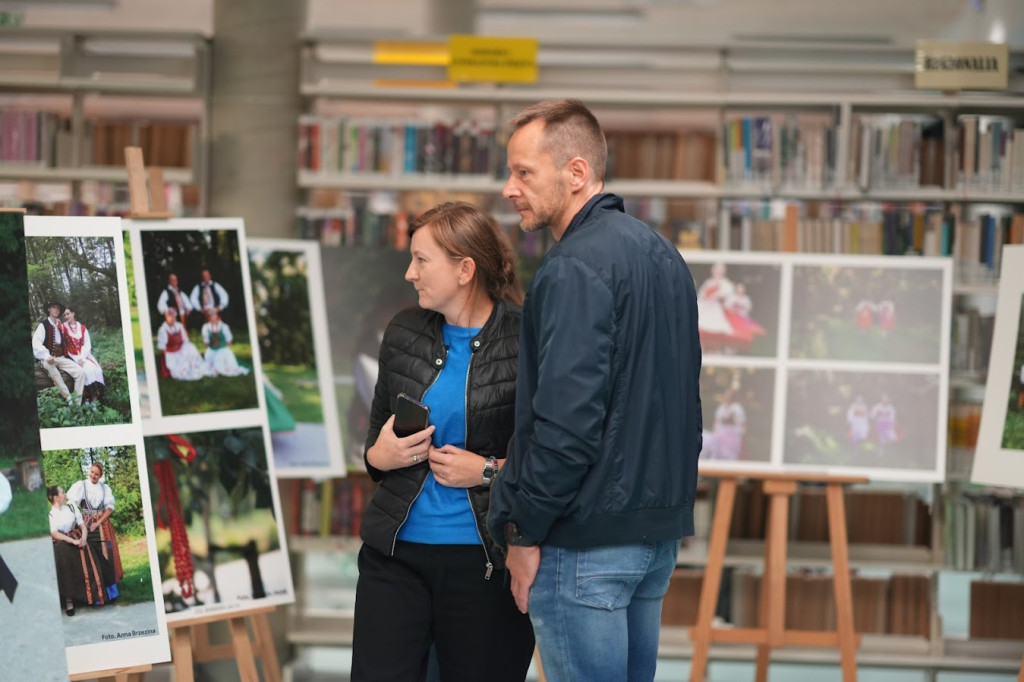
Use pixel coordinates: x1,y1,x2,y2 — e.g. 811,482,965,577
528,539,680,682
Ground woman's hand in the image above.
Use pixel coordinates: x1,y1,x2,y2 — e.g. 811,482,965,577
428,445,487,488
365,414,435,472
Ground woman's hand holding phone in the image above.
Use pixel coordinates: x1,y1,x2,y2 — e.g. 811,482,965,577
366,414,435,472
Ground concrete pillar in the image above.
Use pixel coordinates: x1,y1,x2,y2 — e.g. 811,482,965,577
209,0,303,237
425,0,475,35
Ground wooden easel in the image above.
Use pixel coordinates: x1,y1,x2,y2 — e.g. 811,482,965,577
168,604,281,682
1017,653,1023,682
123,146,174,219
689,469,869,682
70,664,151,682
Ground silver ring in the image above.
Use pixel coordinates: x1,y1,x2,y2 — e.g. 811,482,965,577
413,454,419,462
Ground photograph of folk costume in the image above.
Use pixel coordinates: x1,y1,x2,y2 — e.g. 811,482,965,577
41,446,161,647
1000,295,1024,450
249,240,345,476
25,235,133,429
789,264,944,364
139,228,258,417
699,366,774,464
144,427,293,620
688,259,780,357
0,212,70,681
784,369,939,474
200,309,250,377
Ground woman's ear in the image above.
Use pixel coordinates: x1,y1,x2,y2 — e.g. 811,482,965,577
459,257,476,286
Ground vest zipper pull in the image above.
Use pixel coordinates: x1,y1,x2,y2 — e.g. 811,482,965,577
484,561,493,580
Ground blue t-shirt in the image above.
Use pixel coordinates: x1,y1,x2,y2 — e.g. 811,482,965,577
397,324,482,545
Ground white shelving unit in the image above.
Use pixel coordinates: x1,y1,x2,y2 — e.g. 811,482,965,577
0,27,211,214
287,32,1024,677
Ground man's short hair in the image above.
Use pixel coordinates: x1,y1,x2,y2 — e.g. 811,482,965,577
46,300,63,312
507,98,608,182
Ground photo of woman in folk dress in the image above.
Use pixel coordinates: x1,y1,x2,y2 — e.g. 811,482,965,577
61,306,106,404
65,462,122,602
47,485,116,616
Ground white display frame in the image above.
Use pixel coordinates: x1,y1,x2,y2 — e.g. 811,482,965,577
683,250,952,483
248,238,346,478
972,245,1024,489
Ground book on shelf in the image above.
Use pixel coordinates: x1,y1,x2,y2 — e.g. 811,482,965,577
722,112,836,191
944,494,1024,574
286,475,377,539
723,569,929,636
298,115,498,178
849,113,946,192
955,114,1024,193
969,580,1024,640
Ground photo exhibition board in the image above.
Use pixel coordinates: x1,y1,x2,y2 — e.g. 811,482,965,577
683,250,952,483
248,238,345,477
0,210,70,682
972,245,1024,490
23,216,169,675
122,217,293,622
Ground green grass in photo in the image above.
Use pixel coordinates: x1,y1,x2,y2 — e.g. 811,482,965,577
263,364,322,423
157,336,259,416
1000,400,1024,449
0,487,51,541
116,535,156,606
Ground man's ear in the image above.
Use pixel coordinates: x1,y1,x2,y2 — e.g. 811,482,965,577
567,156,590,191
459,257,477,286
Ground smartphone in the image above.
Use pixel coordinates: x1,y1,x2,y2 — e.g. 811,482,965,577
393,392,430,438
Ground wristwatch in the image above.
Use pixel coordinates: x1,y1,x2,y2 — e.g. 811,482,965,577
482,456,498,486
504,521,538,547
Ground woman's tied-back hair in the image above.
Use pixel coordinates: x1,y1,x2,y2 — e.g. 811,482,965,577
410,202,524,306
46,485,62,503
506,98,607,182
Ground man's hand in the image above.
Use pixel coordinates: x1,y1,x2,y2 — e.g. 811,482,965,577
46,356,56,364
505,544,541,614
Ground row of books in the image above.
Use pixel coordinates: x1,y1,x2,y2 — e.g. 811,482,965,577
848,113,1024,193
725,481,931,548
950,307,994,380
710,201,1024,268
721,114,836,190
969,580,1024,640
944,494,1024,574
607,129,715,181
0,109,196,168
1,181,194,216
947,402,982,450
288,475,377,538
297,115,499,177
662,568,932,636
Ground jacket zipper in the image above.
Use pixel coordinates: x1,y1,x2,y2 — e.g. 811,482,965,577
389,353,444,557
465,337,494,580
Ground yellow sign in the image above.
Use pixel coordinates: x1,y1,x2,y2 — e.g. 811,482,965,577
373,41,448,66
914,41,1009,90
447,35,538,83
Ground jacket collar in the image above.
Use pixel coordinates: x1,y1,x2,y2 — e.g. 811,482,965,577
560,193,624,241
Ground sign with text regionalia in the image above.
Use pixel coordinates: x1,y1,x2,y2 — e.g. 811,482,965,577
914,40,1009,91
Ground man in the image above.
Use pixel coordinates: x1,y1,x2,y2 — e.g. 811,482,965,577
32,300,85,404
156,273,192,329
189,269,229,317
487,99,702,682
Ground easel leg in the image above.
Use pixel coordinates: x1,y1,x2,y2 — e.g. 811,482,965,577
689,478,737,682
229,616,260,682
533,646,547,682
826,483,858,682
1017,653,1023,682
252,611,283,682
757,481,795,682
754,515,773,682
171,625,195,682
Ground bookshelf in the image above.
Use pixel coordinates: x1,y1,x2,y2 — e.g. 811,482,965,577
0,28,210,216
289,31,1024,675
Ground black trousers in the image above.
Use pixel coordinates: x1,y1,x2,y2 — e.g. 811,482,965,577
351,541,535,682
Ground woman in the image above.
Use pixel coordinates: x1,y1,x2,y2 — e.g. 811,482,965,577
61,306,105,403
201,309,250,376
47,485,112,615
66,462,121,602
157,307,210,380
351,202,535,681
